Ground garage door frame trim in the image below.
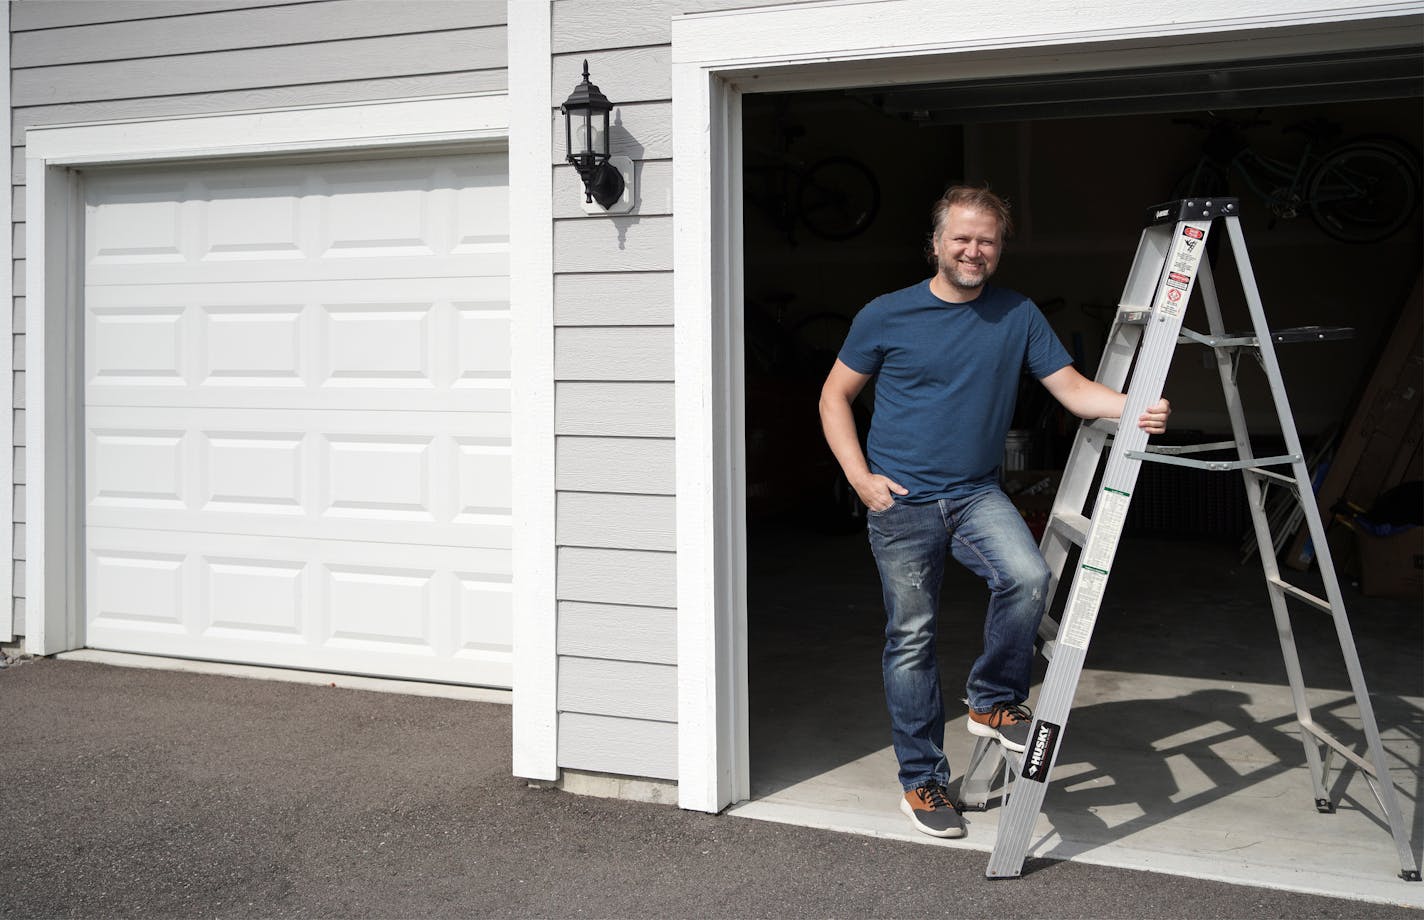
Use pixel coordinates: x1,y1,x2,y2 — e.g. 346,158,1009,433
669,0,1424,814
23,93,517,662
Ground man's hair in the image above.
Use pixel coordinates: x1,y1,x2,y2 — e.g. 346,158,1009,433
926,185,1014,265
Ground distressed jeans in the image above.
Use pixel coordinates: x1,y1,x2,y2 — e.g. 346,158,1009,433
866,486,1050,790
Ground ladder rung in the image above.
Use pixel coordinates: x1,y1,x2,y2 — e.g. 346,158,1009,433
1117,308,1152,325
1299,718,1377,779
1050,511,1090,547
1083,418,1118,438
1268,576,1333,613
1143,440,1238,456
1124,450,1301,472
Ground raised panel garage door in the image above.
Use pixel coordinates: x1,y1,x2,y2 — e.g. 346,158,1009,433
81,153,513,687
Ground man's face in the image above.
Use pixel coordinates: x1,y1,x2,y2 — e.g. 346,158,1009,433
933,205,1003,292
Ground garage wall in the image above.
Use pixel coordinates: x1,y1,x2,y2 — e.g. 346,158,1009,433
547,0,824,780
6,0,507,641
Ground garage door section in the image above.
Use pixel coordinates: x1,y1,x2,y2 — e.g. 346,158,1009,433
82,153,513,687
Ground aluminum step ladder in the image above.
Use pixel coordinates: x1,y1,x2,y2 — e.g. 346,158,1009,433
959,198,1420,883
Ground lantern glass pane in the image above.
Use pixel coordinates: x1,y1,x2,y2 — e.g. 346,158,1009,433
572,112,606,159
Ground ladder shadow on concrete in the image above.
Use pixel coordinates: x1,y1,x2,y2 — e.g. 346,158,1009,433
967,688,1422,866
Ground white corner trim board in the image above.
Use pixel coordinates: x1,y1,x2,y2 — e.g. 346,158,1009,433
23,93,511,657
669,0,1424,814
0,0,11,643
508,0,559,783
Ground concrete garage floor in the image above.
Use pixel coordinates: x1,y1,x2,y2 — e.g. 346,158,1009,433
733,522,1423,908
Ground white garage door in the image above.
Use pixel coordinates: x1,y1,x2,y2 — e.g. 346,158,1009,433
81,153,513,687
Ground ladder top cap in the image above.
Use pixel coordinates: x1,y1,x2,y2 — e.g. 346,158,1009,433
1145,197,1240,226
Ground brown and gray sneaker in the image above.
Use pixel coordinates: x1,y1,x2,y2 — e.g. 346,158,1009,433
967,702,1032,753
900,780,966,838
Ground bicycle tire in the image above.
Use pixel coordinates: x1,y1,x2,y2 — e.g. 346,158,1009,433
1307,139,1421,244
796,156,881,241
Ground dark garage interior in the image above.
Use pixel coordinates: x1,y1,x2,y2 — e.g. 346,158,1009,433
737,46,1423,884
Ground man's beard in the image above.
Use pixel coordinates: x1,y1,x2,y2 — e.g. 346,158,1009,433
939,256,992,290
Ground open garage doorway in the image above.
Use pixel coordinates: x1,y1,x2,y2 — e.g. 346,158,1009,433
736,51,1423,893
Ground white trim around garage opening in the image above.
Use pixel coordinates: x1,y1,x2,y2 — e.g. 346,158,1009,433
507,0,559,783
22,93,514,659
669,0,1424,814
0,0,13,644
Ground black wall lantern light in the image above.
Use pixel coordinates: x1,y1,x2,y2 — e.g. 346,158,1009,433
562,60,633,213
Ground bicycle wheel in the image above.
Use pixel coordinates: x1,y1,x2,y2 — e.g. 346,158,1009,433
1307,139,1421,243
796,156,880,241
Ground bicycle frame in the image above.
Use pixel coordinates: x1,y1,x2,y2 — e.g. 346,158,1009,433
1228,145,1322,219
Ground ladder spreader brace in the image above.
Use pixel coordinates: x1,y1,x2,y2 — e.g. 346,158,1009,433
958,198,1420,883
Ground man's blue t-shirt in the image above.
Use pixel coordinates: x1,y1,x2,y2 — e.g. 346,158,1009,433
838,279,1071,502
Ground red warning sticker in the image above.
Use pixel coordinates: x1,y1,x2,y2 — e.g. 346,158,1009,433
1166,288,1182,303
1183,226,1205,240
1169,271,1191,285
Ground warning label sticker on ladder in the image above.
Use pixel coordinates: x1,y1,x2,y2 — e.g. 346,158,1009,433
1159,224,1208,317
1060,564,1109,650
1083,488,1131,571
1059,488,1133,650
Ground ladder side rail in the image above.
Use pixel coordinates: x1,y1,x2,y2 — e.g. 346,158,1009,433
1224,218,1419,879
987,217,1209,878
1039,316,1145,638
1038,225,1164,631
1196,253,1334,807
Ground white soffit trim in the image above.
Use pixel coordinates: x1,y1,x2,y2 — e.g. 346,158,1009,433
508,0,559,782
668,0,1424,814
22,92,509,656
672,0,1424,68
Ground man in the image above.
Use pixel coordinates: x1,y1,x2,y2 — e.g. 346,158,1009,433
819,185,1170,839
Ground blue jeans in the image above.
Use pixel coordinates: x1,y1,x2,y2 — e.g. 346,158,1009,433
866,486,1050,790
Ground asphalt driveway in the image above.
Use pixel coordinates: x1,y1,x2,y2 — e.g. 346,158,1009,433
1,658,1414,918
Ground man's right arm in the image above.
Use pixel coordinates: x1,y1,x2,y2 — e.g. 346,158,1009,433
819,359,907,512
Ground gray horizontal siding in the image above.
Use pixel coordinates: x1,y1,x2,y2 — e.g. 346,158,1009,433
8,0,509,643
554,272,673,326
554,383,674,437
556,437,675,494
13,28,506,106
557,601,676,664
553,216,673,273
558,712,677,779
555,327,674,381
558,547,676,609
11,0,299,31
558,657,677,722
551,47,670,106
557,493,675,551
14,1,503,66
550,0,825,53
